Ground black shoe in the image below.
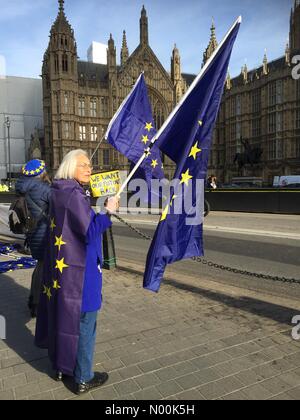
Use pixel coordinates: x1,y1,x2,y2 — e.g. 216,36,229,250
55,371,63,382
76,372,109,395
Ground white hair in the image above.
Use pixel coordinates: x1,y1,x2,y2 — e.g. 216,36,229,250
55,149,89,180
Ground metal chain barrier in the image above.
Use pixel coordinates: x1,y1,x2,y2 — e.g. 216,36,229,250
112,213,153,241
112,213,300,285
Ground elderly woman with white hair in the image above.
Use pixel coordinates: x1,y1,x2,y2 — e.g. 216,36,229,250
35,149,119,395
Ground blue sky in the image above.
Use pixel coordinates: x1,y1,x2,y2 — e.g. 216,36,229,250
0,0,294,79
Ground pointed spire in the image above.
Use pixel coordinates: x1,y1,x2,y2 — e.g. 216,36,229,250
211,17,216,39
59,0,64,13
51,0,72,34
285,39,290,65
107,34,116,69
226,71,231,90
171,43,181,83
262,49,268,75
121,30,129,66
140,5,149,45
242,62,248,83
202,17,219,67
108,33,115,48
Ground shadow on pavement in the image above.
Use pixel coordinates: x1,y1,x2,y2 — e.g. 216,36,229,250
119,266,299,327
0,272,52,377
165,277,298,326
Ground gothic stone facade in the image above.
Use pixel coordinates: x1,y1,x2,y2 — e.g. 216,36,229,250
43,1,300,184
210,1,300,184
42,2,188,179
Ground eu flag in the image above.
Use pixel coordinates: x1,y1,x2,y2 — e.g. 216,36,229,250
143,18,241,292
105,73,164,188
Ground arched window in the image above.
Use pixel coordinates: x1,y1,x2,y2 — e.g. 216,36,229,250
148,90,168,130
148,89,168,164
54,54,59,73
62,54,68,72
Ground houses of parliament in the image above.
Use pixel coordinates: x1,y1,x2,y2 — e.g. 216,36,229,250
42,0,300,184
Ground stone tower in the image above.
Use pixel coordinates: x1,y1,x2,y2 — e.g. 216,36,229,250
42,0,78,170
120,30,129,66
140,5,149,46
171,45,183,104
290,0,300,53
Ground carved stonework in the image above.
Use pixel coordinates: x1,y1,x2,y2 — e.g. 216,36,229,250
29,129,42,160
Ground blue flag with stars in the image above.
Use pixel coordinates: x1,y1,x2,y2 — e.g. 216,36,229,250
144,18,241,292
105,73,164,189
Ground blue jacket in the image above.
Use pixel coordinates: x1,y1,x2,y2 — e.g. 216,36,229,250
15,177,51,260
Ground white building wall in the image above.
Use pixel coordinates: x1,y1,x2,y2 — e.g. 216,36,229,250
0,76,43,181
87,42,107,65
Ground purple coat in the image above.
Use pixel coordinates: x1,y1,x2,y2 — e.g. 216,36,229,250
35,179,107,376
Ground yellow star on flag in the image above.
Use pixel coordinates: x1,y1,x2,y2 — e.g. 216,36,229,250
30,170,35,175
145,149,151,158
151,159,158,169
55,258,69,274
43,286,52,300
145,122,153,132
198,120,203,126
141,135,149,145
170,195,178,207
50,218,56,231
189,142,202,160
53,280,61,290
25,171,30,176
54,235,67,252
180,169,193,186
35,169,40,174
160,204,169,222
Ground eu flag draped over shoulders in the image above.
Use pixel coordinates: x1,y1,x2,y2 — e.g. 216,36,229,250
144,17,241,293
105,73,164,186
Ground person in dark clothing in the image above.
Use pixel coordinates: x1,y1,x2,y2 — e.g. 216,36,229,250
15,159,51,318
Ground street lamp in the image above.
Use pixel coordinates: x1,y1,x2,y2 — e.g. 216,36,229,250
4,117,11,189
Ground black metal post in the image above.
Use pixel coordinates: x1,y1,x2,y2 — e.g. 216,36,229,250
102,226,117,270
5,117,11,189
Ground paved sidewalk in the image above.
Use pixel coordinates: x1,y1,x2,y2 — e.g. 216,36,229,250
1,257,300,400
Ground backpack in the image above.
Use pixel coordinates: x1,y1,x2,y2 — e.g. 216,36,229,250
9,194,48,235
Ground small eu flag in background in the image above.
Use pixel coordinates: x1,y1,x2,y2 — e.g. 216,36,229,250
105,73,164,190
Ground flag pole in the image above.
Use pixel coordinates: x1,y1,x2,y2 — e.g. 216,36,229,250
90,134,105,161
92,75,144,168
116,16,242,197
117,148,151,197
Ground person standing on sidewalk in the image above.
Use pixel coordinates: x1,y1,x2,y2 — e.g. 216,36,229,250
15,160,51,318
35,149,119,395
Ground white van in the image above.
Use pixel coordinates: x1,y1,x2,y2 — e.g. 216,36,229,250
273,176,300,187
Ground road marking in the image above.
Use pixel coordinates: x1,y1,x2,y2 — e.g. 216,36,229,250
113,218,300,240
204,226,300,240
